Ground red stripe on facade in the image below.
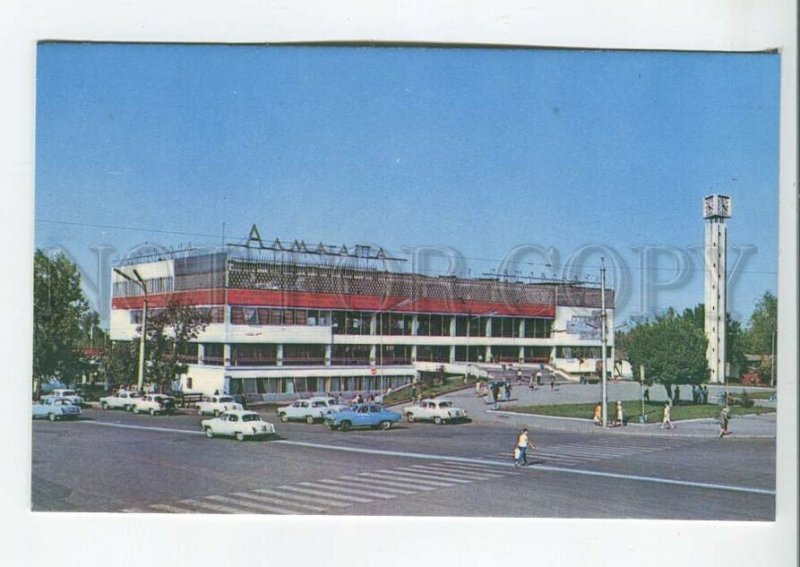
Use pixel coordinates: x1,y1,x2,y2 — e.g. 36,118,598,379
227,289,555,317
112,288,556,317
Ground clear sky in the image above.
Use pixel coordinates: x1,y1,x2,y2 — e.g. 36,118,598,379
34,43,780,326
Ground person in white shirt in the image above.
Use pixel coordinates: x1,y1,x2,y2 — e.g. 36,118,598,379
514,428,535,467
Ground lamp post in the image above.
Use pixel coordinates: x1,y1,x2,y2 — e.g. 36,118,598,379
600,256,608,428
114,267,148,391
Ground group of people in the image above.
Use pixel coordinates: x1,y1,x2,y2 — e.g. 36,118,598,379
692,385,710,404
593,400,627,427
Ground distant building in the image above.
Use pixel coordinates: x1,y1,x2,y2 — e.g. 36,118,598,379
109,227,615,398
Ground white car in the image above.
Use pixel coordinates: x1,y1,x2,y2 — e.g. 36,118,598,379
50,388,84,406
201,410,276,442
99,390,143,410
403,398,470,424
131,394,177,415
32,397,82,421
277,397,346,424
194,395,243,416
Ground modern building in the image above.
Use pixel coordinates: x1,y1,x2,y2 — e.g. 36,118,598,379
109,227,615,398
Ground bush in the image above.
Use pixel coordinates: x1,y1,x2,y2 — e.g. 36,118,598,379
739,391,754,408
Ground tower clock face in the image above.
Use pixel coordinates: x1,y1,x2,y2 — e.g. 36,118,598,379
719,196,731,217
703,196,715,218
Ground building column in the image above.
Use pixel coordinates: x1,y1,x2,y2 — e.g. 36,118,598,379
484,318,492,363
411,344,417,363
369,344,377,366
449,316,456,336
370,313,378,336
276,344,283,367
197,343,205,366
449,345,456,363
223,343,231,366
324,344,332,367
411,314,419,336
518,346,525,364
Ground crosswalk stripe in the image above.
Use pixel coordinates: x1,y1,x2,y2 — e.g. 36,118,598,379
445,461,512,473
298,482,376,502
207,495,296,514
408,464,501,480
358,472,438,491
254,488,349,508
313,479,397,499
280,485,371,504
346,475,426,493
332,477,416,494
371,469,460,486
440,462,513,475
149,503,198,513
395,466,481,483
234,491,327,512
178,499,241,514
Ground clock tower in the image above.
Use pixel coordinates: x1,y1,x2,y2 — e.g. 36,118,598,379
703,194,732,384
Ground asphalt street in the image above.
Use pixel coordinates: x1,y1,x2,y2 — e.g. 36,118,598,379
31,405,775,519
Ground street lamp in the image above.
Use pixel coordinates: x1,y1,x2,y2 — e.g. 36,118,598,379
114,267,148,391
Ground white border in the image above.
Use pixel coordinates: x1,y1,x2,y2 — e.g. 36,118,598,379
2,1,796,566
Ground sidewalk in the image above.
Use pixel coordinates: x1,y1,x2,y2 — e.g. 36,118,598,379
435,383,777,439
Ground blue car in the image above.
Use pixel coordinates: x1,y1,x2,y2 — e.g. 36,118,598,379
324,403,401,431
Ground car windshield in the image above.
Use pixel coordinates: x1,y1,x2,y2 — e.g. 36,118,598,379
439,401,453,408
311,401,327,408
61,390,76,396
219,396,234,403
241,414,262,422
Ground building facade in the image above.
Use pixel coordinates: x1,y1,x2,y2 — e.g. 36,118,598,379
109,236,615,398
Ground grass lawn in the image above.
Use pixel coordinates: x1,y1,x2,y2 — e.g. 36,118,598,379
384,376,474,405
506,400,774,422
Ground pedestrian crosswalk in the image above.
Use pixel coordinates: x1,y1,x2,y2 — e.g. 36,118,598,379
119,461,517,515
487,437,695,467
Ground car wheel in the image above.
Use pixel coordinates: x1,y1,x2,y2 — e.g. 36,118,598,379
133,407,140,414
126,405,133,412
197,408,204,416
433,416,443,425
48,413,56,422
149,408,156,416
214,410,221,417
100,402,109,410
406,413,415,423
205,427,214,439
339,421,351,432
279,413,289,423
235,432,245,442
306,415,315,424
380,421,392,430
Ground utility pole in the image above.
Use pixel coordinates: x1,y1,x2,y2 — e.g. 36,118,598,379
600,256,608,427
114,267,148,391
770,329,776,387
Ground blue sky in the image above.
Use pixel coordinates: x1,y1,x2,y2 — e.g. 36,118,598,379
34,44,780,326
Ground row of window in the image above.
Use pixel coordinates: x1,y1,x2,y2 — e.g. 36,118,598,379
177,342,555,367
140,306,554,338
227,375,412,395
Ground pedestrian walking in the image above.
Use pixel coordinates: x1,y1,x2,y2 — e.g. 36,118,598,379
550,377,555,391
643,387,650,402
505,381,512,401
475,380,482,396
593,402,602,426
517,368,522,383
661,402,675,430
702,386,709,404
514,428,535,467
528,374,535,390
718,405,730,438
615,400,625,426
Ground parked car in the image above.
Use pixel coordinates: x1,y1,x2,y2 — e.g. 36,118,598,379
99,390,143,411
403,398,469,424
277,396,347,424
195,395,243,416
201,410,276,442
32,397,82,421
49,388,84,406
131,394,177,415
324,403,401,431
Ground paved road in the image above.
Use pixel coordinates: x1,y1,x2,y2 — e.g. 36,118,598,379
31,406,775,519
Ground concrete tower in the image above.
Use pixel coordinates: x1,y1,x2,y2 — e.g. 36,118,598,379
703,194,732,384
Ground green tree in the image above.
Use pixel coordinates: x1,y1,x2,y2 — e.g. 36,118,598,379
102,340,138,389
746,291,777,382
33,249,91,394
618,308,709,398
144,300,210,391
680,304,747,377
